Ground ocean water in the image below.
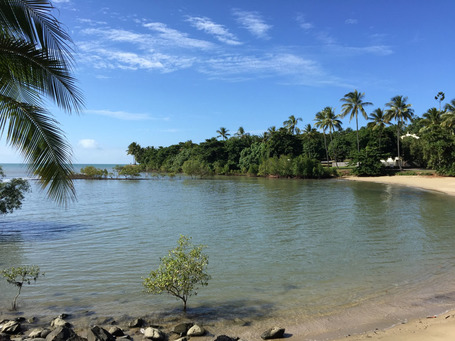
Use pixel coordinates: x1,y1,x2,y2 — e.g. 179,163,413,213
1,164,455,339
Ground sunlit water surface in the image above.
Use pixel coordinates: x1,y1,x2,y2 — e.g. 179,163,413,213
1,164,455,339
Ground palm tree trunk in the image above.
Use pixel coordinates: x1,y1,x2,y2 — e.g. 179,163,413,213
396,125,402,170
356,114,360,152
323,131,329,167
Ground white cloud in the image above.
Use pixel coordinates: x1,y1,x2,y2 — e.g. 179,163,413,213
186,16,241,46
202,53,321,79
85,109,157,121
52,0,70,3
345,18,358,25
78,139,99,149
296,14,313,30
78,42,195,72
233,9,272,39
142,22,214,49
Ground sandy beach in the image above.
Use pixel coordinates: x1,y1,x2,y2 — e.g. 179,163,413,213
337,175,455,340
332,310,455,341
344,175,455,197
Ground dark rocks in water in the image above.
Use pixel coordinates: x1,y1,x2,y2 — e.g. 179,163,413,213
187,325,205,337
128,319,146,328
260,327,285,340
45,326,85,341
86,326,115,341
0,321,21,335
172,323,193,336
107,327,124,337
213,336,239,341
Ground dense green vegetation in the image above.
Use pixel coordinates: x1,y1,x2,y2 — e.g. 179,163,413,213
127,91,455,177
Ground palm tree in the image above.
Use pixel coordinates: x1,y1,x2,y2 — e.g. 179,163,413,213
340,90,372,152
216,127,230,140
0,0,84,204
234,126,246,138
302,124,317,137
315,107,342,166
127,142,142,164
367,108,388,149
385,95,414,170
420,108,443,133
442,99,455,131
283,115,302,135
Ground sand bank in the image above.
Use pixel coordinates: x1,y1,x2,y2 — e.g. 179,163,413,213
344,175,455,197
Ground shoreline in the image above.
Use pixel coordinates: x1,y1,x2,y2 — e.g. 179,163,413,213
343,175,455,197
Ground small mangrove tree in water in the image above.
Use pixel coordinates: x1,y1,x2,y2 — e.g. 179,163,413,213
1,265,43,310
143,235,210,311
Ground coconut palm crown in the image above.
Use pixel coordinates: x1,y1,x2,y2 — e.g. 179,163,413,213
340,90,372,152
0,0,84,204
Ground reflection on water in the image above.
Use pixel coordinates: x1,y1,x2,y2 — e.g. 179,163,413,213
1,173,455,339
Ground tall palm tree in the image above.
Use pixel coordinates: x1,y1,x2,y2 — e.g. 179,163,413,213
314,111,329,165
216,127,230,140
385,95,414,170
367,108,388,149
340,90,372,152
315,107,342,166
283,115,302,135
0,0,84,204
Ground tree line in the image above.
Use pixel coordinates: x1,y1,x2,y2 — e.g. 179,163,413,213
127,91,455,178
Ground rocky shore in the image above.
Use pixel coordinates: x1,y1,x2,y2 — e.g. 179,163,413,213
0,314,285,341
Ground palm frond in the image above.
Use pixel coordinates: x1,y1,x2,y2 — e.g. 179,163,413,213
0,94,75,204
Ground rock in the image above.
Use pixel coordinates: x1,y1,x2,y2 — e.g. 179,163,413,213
187,325,205,337
260,327,285,340
45,326,84,341
57,315,69,320
107,327,124,337
213,336,238,341
172,323,193,336
50,318,70,329
1,321,21,335
0,333,11,341
142,327,164,341
128,319,146,328
86,326,115,341
28,328,51,338
174,337,187,341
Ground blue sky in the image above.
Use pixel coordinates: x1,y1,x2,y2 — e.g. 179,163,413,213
2,0,454,164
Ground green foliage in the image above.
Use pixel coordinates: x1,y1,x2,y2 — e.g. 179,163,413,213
143,235,210,311
114,165,141,178
350,147,385,176
1,265,43,310
182,159,212,177
80,166,108,178
0,167,30,214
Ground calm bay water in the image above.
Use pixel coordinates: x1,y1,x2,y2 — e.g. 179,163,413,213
1,164,455,339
